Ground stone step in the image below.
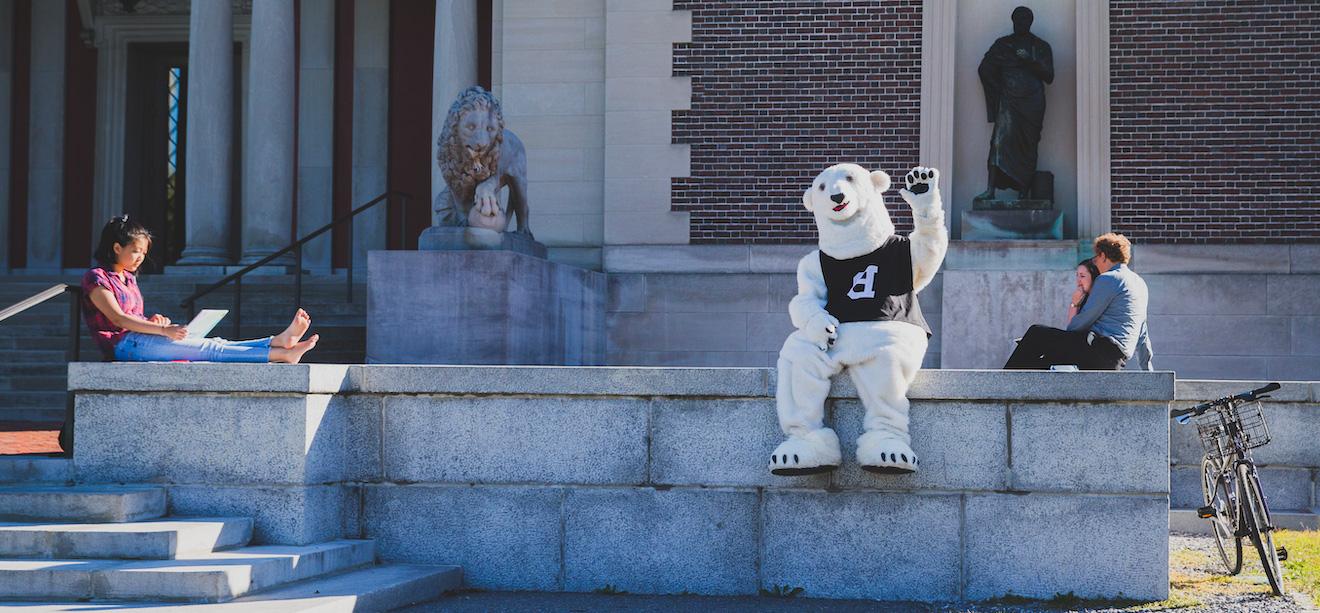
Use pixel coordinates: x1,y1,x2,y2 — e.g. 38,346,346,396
0,392,68,410
0,457,71,484
0,540,376,602
0,517,252,560
0,486,165,523
0,409,66,423
1170,508,1319,533
0,377,68,391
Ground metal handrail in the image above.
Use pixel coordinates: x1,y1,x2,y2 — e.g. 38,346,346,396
180,190,413,337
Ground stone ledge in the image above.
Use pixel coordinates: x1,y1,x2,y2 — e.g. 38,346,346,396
1176,379,1317,402
68,363,351,394
69,364,1176,402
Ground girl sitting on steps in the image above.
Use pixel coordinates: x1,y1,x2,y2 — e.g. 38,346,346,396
82,215,319,363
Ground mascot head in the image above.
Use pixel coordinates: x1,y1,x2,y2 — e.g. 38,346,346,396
803,163,895,260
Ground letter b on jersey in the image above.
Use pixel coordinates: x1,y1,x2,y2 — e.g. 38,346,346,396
848,265,879,300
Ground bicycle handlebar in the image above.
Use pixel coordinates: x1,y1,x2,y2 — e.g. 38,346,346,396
1171,382,1281,420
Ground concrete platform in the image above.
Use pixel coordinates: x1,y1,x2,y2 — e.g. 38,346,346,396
68,364,1175,602
0,517,253,560
0,485,165,523
3,564,461,611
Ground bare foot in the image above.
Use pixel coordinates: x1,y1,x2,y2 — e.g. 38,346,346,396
272,334,319,364
273,309,311,349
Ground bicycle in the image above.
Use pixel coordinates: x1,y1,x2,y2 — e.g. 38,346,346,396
1171,382,1288,596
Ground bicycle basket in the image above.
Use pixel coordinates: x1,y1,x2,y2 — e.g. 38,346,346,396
1194,399,1271,457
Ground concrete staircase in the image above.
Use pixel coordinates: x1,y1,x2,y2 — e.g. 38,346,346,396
0,274,367,423
0,474,459,610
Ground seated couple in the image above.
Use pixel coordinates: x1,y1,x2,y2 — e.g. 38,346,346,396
81,216,320,363
1004,232,1153,371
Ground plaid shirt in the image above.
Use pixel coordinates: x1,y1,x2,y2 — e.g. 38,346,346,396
81,267,145,359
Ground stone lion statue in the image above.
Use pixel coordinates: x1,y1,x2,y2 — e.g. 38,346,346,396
435,86,531,236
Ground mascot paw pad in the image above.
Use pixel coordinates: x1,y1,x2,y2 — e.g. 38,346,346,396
904,168,938,195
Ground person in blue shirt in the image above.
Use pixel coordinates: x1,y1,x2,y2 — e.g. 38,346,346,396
1004,233,1153,370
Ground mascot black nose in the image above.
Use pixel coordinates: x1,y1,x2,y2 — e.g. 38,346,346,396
829,192,846,204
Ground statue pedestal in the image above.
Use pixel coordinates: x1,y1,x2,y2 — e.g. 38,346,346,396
367,250,605,365
962,197,1063,240
418,226,548,259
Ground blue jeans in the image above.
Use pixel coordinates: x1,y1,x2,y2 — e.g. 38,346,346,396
113,332,272,363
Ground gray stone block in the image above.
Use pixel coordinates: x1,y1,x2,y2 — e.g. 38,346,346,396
68,363,352,393
1135,244,1290,274
823,370,1175,403
761,491,961,601
1291,246,1320,273
961,209,1063,240
562,488,758,595
343,395,382,482
1267,274,1320,316
607,311,668,353
355,365,771,397
644,274,768,313
1256,467,1313,513
1267,356,1320,382
833,401,1009,491
74,394,348,485
943,240,1078,271
1247,404,1320,467
1011,402,1168,494
165,485,348,546
1148,315,1290,357
0,457,71,484
362,484,561,590
1145,274,1268,315
1170,465,1204,509
1168,409,1204,466
417,226,547,258
606,274,646,313
367,250,605,366
381,396,647,485
964,494,1168,600
1160,354,1269,381
603,245,751,273
0,517,253,560
649,399,827,489
746,312,794,353
663,312,748,352
749,245,811,273
939,270,1073,369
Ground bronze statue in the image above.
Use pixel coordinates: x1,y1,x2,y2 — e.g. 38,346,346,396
975,6,1054,201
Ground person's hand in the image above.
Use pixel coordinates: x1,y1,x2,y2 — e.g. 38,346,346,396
149,314,171,326
163,324,188,341
1070,289,1087,308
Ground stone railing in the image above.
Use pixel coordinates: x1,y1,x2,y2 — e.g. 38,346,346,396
1171,380,1320,528
69,364,1173,602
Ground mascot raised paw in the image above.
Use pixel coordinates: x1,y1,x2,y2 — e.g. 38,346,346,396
768,165,948,476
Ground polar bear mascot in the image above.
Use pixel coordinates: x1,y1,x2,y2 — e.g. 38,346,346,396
769,165,947,476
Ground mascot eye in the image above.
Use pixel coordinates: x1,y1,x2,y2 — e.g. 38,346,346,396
846,175,854,182
817,184,824,191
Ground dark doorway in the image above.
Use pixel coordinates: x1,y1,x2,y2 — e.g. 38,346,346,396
123,43,189,273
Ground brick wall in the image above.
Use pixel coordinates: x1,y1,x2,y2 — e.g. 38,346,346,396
1110,0,1320,243
671,0,924,243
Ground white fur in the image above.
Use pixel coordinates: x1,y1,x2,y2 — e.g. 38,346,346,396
770,165,949,475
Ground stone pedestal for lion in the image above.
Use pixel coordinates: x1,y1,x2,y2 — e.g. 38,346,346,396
366,250,605,365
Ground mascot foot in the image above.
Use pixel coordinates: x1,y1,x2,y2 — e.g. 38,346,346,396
768,428,841,476
857,431,919,475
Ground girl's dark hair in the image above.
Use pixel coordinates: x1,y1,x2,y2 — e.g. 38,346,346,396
93,214,153,267
1078,258,1100,281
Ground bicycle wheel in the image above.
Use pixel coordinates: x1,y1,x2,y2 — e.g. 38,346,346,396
1239,463,1285,596
1201,457,1242,574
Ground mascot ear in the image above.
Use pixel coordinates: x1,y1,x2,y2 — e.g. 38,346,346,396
870,170,891,193
802,188,813,211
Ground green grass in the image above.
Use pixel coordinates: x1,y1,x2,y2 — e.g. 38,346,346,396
1275,529,1320,601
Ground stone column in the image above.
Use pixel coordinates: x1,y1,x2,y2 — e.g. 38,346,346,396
0,0,12,271
178,0,235,265
432,0,478,220
352,0,389,265
919,0,956,233
297,0,335,272
25,0,65,271
241,0,296,264
1076,0,1112,237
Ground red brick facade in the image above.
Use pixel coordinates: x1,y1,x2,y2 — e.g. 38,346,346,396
672,0,924,243
1109,0,1320,243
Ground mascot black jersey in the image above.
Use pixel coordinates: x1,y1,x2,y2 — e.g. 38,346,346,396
819,235,932,337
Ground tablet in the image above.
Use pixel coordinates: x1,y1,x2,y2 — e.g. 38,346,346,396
184,309,228,339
